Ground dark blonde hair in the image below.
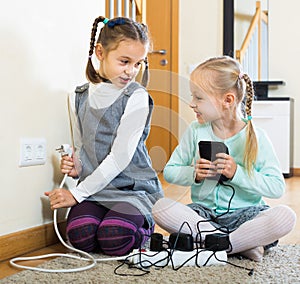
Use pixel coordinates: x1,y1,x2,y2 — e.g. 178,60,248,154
86,16,150,86
191,56,257,175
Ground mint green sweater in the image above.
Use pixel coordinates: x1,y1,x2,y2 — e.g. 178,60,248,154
163,121,285,214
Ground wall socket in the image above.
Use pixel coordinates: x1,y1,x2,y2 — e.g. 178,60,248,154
19,138,47,167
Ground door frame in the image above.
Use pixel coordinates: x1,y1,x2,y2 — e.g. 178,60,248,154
169,0,179,152
146,0,179,157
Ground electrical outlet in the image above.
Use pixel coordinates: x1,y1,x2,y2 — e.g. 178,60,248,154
19,138,47,167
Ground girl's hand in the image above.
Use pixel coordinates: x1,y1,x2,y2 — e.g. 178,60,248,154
194,154,237,182
60,155,79,178
194,158,217,182
44,188,77,210
214,153,237,180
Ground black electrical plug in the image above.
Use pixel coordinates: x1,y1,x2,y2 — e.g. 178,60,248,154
169,233,194,251
204,233,230,251
150,233,164,251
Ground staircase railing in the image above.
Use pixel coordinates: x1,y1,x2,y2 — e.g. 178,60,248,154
105,0,146,22
235,1,268,80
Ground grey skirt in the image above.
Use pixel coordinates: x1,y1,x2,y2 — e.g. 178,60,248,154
187,203,278,250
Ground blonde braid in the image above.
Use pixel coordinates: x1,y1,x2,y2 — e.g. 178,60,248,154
242,73,258,175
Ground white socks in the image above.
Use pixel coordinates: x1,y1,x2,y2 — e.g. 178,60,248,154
228,204,296,255
238,246,264,262
152,198,296,261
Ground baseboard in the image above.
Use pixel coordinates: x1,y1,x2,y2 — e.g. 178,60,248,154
293,168,300,177
0,221,66,262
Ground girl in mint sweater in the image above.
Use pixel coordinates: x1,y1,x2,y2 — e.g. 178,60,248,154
152,56,296,262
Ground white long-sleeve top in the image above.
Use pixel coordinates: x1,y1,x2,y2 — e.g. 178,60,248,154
68,82,150,203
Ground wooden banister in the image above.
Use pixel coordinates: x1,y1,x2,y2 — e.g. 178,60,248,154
235,1,268,81
105,0,146,23
262,10,268,24
134,0,142,14
236,2,261,63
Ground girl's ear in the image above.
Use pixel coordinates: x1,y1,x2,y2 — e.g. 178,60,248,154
223,92,235,108
95,44,105,61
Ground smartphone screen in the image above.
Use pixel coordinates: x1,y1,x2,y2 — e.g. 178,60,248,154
198,141,229,161
198,141,229,182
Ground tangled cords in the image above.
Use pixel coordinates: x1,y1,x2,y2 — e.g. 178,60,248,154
9,145,133,273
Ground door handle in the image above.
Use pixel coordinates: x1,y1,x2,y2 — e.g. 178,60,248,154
151,49,167,55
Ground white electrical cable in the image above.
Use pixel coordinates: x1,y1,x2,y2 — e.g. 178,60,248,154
9,146,133,273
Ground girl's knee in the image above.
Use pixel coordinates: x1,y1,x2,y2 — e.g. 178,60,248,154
97,219,141,256
276,204,297,230
260,205,296,235
152,197,176,217
66,217,100,252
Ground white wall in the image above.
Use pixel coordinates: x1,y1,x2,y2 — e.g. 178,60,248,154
0,0,104,235
178,0,223,135
268,1,300,169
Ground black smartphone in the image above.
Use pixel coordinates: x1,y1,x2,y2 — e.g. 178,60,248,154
198,141,229,182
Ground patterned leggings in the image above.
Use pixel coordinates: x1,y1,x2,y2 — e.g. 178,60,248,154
66,201,153,256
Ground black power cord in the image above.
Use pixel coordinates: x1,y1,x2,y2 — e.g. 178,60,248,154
194,182,255,276
115,182,255,277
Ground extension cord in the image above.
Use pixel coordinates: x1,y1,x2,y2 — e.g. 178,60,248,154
129,249,227,268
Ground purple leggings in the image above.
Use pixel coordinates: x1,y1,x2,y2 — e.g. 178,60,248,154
66,201,153,256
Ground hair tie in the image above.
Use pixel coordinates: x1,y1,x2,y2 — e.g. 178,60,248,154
247,115,252,121
239,72,244,80
107,18,125,28
103,18,109,24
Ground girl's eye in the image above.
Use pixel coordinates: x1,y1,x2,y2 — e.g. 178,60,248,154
192,94,202,101
121,60,129,64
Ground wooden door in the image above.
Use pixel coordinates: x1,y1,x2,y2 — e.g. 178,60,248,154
145,0,179,172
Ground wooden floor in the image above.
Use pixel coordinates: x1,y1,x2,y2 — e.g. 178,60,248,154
0,176,299,280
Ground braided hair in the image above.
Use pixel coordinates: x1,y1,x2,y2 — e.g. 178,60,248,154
191,56,258,175
86,16,150,86
240,72,257,174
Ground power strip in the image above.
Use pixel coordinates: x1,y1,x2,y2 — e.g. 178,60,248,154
129,249,227,268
